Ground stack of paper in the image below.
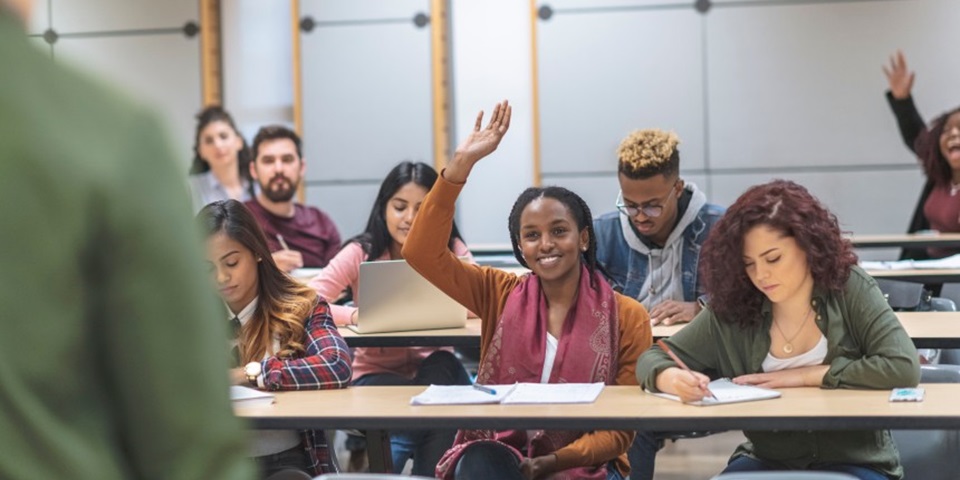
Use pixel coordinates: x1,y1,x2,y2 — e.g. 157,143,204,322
410,383,605,406
230,385,275,408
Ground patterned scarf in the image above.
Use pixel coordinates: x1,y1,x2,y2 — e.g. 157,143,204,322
436,264,620,479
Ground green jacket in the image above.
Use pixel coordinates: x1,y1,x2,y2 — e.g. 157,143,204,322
637,266,920,479
0,13,254,480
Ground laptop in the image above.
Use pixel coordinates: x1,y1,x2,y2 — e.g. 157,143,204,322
346,259,467,334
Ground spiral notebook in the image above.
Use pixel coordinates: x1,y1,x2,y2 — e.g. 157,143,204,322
649,378,781,406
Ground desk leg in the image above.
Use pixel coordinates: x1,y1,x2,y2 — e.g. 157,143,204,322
366,429,394,473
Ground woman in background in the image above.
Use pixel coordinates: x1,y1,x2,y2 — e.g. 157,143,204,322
188,106,254,212
199,199,352,477
308,161,472,476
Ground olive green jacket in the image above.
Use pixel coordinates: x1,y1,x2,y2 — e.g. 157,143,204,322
638,266,920,479
0,13,253,480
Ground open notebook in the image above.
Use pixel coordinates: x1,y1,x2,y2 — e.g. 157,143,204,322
649,378,781,406
230,385,275,408
410,383,605,406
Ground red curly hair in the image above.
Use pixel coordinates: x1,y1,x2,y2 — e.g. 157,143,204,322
700,180,858,327
916,107,960,188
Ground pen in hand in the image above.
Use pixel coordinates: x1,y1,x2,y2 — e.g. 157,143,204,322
472,383,497,395
276,234,290,251
656,339,717,402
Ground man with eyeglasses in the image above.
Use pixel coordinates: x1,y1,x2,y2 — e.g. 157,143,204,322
594,129,725,480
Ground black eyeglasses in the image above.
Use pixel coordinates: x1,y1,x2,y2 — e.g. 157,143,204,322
615,185,678,219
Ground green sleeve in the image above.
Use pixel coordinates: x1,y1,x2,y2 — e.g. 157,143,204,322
822,274,921,389
637,307,721,391
94,111,254,480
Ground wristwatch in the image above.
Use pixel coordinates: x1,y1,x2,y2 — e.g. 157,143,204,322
244,361,262,387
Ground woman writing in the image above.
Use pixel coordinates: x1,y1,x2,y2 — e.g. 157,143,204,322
638,180,920,480
403,100,651,480
199,199,352,477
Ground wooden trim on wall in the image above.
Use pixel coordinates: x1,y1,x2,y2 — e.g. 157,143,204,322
199,0,222,106
529,0,542,187
430,0,452,171
291,0,305,203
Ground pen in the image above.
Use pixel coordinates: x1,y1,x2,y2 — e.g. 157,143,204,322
472,383,497,395
656,339,717,401
276,234,290,251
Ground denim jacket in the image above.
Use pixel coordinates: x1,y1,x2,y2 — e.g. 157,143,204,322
594,183,724,302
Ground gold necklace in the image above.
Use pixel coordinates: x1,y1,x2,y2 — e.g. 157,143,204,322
773,307,813,354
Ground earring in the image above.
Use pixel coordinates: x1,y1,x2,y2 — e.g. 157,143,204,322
581,246,587,252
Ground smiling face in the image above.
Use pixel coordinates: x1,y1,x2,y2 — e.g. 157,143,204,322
386,182,429,252
517,197,589,283
198,120,243,171
940,111,960,171
742,224,813,305
205,231,260,313
618,173,683,245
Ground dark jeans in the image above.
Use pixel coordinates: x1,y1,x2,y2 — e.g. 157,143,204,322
454,441,625,480
254,443,309,479
724,455,892,480
354,350,471,476
628,431,664,480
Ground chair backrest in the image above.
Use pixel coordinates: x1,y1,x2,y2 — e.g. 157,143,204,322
711,472,857,479
920,364,960,383
315,475,435,479
930,297,957,312
939,283,960,306
874,278,929,310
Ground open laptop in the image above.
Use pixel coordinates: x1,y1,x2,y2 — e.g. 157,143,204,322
346,259,467,334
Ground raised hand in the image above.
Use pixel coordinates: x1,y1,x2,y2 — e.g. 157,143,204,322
883,50,915,100
446,100,512,183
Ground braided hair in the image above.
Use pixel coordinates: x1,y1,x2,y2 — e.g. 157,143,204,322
507,186,599,286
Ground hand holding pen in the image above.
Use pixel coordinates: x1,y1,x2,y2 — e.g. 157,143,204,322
272,234,304,272
656,339,717,403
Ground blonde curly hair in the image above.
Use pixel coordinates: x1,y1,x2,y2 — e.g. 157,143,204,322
617,129,680,179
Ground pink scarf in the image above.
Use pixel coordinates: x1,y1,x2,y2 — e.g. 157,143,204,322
436,264,620,479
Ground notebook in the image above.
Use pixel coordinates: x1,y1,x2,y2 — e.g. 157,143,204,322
346,259,467,334
230,385,275,408
410,383,605,405
649,378,781,406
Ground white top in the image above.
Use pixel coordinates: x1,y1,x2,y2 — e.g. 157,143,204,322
541,333,559,383
227,297,300,457
761,334,829,372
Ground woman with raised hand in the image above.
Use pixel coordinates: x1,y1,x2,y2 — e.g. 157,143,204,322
188,106,255,212
199,199,352,478
884,50,960,259
638,180,920,480
403,100,651,480
307,161,473,476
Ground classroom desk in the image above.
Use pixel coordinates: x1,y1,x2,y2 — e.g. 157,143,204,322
236,384,960,472
338,312,960,349
850,233,960,249
866,268,960,284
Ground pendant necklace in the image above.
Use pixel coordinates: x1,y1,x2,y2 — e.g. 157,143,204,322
773,307,813,354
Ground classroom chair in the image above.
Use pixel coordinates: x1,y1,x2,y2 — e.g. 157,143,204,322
315,474,434,479
711,472,856,479
891,364,960,480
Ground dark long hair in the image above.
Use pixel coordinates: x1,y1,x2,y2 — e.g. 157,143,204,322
700,180,857,327
197,200,318,363
507,186,599,282
349,161,464,259
188,106,253,187
916,107,960,188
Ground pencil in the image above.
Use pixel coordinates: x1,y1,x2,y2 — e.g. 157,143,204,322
276,234,290,251
656,339,717,401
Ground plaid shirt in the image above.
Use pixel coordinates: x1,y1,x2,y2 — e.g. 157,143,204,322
261,299,352,474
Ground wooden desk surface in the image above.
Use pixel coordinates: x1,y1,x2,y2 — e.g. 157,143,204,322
236,384,960,432
866,268,960,284
339,312,960,349
850,233,960,249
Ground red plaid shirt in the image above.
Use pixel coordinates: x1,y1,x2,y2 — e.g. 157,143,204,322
261,299,352,474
